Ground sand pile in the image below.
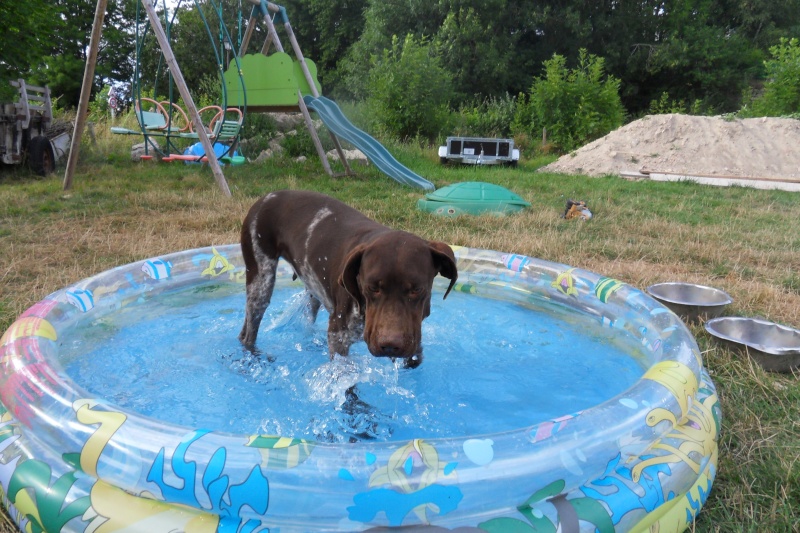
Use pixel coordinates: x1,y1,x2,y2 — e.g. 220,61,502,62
539,114,800,180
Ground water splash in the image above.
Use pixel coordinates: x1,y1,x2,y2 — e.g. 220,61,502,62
61,285,646,442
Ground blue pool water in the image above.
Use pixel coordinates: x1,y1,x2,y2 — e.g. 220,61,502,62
59,284,646,443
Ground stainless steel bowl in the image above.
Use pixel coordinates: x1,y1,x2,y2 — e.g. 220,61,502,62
706,317,800,373
646,282,733,322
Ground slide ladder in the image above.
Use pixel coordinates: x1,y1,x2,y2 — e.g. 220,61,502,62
303,95,435,191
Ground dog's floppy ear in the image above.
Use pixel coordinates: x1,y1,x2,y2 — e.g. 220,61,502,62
339,245,366,306
428,241,458,299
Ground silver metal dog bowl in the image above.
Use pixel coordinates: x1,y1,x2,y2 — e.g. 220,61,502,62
646,282,732,322
706,317,800,373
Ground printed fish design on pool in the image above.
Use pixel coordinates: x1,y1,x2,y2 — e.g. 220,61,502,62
552,268,579,297
501,254,531,272
246,435,315,469
594,277,625,303
194,247,244,281
348,439,461,526
66,288,95,312
142,258,173,280
479,478,614,533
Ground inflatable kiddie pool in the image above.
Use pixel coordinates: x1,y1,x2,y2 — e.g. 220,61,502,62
0,245,720,532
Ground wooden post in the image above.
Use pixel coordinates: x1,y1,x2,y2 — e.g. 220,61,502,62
297,91,332,175
239,14,258,55
257,4,344,176
259,5,284,53
281,17,352,175
63,0,108,190
141,0,231,197
243,0,352,176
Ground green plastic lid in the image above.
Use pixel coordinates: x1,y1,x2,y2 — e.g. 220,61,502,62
425,182,530,205
417,182,531,217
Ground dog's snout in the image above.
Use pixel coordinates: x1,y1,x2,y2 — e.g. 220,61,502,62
377,335,405,356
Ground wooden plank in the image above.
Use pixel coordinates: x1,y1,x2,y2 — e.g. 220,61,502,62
10,81,49,92
647,172,800,192
641,168,800,184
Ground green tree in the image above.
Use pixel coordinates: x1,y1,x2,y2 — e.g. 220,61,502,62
523,1,668,113
640,2,763,113
720,0,800,49
340,0,540,105
742,38,800,116
28,0,136,108
336,0,448,100
517,49,624,153
280,0,368,92
433,2,538,102
501,0,800,114
0,0,58,100
366,34,454,141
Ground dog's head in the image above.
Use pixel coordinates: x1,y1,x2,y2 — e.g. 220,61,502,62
339,233,457,367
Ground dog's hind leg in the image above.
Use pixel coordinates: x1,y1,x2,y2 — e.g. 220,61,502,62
239,257,277,348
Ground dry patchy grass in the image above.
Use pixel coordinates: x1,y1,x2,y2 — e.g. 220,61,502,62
0,144,799,531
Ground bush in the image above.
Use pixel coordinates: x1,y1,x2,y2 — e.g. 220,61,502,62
280,127,335,159
366,34,454,141
87,85,113,119
238,113,277,157
453,94,517,137
515,49,625,153
647,92,706,116
740,38,800,117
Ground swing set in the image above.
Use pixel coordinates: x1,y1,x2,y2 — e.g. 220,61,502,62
109,0,248,166
65,0,431,195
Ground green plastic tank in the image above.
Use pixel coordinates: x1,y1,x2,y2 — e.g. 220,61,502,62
417,181,531,217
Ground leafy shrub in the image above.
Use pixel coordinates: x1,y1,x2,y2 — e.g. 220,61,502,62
280,127,335,158
366,34,454,141
740,38,800,117
87,85,113,118
647,92,706,116
453,94,517,137
238,113,277,157
514,49,625,153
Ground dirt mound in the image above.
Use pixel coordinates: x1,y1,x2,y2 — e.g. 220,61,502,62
538,114,800,180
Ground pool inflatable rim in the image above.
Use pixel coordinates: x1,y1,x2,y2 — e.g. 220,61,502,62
0,244,720,532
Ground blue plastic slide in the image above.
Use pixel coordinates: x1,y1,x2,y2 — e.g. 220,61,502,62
303,95,435,191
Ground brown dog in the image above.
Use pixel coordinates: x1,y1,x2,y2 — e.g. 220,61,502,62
239,190,458,368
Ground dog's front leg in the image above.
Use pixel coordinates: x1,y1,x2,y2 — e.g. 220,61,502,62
327,327,352,358
239,258,278,348
327,305,362,358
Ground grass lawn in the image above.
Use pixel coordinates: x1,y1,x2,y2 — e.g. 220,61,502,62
1,135,798,532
